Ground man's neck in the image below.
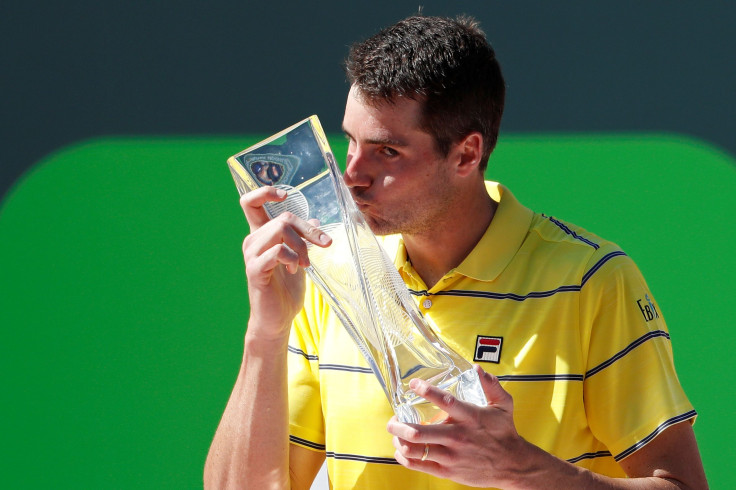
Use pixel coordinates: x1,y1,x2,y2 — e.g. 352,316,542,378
402,184,497,289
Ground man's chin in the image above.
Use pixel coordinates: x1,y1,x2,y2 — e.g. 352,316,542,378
363,215,397,236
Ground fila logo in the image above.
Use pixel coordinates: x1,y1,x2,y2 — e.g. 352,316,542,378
637,294,660,322
474,336,503,363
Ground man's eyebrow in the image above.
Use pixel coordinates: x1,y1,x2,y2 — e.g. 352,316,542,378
341,126,408,147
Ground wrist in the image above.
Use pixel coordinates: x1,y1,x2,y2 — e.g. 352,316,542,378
497,437,544,489
244,319,291,353
245,308,294,341
499,438,588,490
245,328,290,347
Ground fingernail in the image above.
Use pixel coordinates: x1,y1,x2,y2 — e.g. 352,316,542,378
319,233,330,245
409,379,419,390
276,189,287,198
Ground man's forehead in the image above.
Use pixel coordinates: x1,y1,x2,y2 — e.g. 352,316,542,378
343,88,427,142
343,126,410,148
349,85,424,111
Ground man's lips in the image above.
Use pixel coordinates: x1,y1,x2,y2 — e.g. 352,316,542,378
350,194,371,208
352,198,375,216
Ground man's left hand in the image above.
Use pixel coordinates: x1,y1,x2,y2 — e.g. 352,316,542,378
387,364,536,488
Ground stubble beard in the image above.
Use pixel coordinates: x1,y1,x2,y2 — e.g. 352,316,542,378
361,186,457,238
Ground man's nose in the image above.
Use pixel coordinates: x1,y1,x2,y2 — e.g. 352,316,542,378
343,148,371,189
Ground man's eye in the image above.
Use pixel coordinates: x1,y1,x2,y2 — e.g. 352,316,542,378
381,147,399,157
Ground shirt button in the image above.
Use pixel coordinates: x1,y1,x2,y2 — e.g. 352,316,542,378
422,299,433,309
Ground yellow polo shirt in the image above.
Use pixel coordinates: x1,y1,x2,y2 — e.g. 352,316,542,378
287,182,695,489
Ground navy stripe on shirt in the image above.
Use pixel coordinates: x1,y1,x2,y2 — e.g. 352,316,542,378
408,251,627,301
326,451,400,465
585,330,670,379
290,435,326,451
614,410,697,461
288,345,318,361
543,214,600,249
566,450,613,463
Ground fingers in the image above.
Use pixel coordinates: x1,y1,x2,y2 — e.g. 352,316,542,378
392,434,446,462
240,186,332,249
387,416,463,453
246,234,302,276
240,184,332,276
244,215,331,276
240,186,283,228
389,417,441,467
239,186,286,229
385,382,475,447
392,437,445,466
405,368,512,424
474,364,513,411
387,371,520,487
387,368,514,444
407,378,475,423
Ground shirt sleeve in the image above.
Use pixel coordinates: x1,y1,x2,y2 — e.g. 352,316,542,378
287,280,326,452
580,247,696,461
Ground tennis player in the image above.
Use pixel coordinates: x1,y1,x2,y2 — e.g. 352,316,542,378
205,14,707,489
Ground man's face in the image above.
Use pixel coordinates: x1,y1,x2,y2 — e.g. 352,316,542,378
341,87,459,237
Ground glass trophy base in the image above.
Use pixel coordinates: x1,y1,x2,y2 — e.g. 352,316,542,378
396,368,486,424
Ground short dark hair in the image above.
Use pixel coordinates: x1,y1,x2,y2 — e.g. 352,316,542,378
345,15,505,170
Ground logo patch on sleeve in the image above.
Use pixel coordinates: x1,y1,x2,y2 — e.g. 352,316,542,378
636,293,660,322
474,336,503,363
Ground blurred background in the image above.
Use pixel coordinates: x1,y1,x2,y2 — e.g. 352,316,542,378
3,0,735,199
1,1,734,488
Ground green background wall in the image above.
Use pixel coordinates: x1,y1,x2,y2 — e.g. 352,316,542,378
2,0,734,487
1,134,734,487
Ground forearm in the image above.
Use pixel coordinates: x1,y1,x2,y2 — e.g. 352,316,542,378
504,439,697,490
204,332,291,490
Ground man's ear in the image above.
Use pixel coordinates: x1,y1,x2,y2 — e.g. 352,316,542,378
454,132,484,177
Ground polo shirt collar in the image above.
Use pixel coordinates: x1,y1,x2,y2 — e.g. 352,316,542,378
454,182,534,282
388,182,533,283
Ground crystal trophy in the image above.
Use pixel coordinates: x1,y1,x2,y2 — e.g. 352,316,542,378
227,116,487,424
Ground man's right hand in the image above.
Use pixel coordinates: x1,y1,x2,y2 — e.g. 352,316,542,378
240,186,332,341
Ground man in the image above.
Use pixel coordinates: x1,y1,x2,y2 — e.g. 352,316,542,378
205,15,707,489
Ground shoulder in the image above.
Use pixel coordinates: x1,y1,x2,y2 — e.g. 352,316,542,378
529,213,618,257
523,213,633,286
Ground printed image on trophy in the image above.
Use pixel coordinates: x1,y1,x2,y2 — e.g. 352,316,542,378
227,116,487,424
